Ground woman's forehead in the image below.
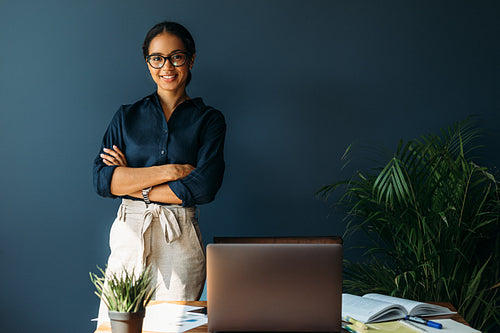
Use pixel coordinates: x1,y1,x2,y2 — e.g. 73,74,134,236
148,32,186,55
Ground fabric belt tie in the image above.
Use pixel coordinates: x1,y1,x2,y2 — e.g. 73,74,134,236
140,203,182,266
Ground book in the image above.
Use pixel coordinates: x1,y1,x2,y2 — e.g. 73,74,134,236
342,293,455,323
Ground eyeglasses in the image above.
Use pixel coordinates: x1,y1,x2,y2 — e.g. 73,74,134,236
146,52,190,69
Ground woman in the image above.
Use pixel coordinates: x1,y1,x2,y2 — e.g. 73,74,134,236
93,21,226,320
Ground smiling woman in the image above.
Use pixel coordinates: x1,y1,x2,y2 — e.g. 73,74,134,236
92,21,226,327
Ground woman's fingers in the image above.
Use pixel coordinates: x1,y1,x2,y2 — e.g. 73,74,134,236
101,145,128,166
102,158,115,166
112,145,126,162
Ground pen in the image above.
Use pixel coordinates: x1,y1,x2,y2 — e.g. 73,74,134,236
342,324,361,333
342,315,368,330
405,315,443,329
398,319,428,333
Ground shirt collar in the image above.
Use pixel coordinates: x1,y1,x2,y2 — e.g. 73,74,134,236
151,92,205,112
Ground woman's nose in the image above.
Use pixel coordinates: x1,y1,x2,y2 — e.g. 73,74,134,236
163,59,175,69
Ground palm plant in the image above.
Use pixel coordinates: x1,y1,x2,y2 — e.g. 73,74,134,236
90,265,157,313
318,118,499,332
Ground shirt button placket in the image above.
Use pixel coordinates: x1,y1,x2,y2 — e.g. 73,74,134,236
161,128,168,160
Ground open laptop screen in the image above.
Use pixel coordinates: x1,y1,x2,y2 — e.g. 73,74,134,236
207,243,342,332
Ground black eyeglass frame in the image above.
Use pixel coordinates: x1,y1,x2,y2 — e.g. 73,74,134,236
146,52,191,69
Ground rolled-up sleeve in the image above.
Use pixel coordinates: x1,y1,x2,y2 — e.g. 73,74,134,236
169,110,226,206
93,108,123,198
93,160,119,198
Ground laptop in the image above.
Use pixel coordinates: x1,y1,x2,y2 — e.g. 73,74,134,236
207,243,343,332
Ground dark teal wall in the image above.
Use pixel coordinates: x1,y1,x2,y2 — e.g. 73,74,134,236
0,1,498,332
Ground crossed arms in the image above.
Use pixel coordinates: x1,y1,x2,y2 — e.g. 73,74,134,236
100,145,194,205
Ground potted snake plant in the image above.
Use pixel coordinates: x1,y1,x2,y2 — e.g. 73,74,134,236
90,265,157,333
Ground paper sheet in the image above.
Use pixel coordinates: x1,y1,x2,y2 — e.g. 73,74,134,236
408,319,481,333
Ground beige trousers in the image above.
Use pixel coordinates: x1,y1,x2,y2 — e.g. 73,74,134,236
97,199,206,325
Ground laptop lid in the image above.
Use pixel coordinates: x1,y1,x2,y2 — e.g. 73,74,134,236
207,243,343,332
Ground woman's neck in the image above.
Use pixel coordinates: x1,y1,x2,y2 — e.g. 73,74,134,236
157,89,190,121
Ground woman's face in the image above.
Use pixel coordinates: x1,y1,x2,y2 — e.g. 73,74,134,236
146,32,194,95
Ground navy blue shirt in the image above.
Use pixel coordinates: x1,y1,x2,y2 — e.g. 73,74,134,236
93,93,226,207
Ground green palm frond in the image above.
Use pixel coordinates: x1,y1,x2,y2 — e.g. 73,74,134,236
318,117,500,332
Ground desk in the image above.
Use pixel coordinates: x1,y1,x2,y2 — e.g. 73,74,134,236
94,301,468,333
94,301,207,333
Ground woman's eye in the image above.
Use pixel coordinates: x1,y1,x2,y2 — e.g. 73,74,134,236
151,56,163,61
172,54,184,61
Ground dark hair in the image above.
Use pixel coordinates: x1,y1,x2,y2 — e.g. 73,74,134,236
142,21,196,85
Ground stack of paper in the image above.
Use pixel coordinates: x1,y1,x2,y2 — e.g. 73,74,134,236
142,303,207,333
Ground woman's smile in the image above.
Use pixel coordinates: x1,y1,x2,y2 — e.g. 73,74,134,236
160,74,177,82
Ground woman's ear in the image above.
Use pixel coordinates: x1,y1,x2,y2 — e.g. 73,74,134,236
189,54,196,70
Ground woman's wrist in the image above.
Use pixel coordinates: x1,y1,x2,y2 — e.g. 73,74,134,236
146,184,183,205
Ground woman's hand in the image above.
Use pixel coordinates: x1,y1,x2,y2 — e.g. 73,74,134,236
101,145,128,166
169,164,195,180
